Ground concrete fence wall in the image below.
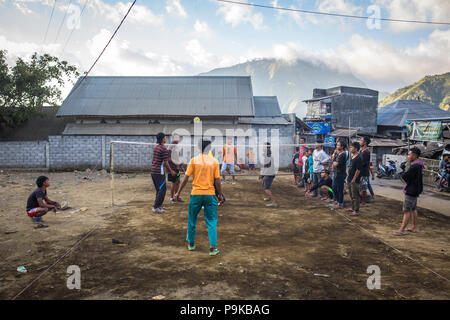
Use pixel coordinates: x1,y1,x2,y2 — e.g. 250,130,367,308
0,141,48,168
0,125,296,170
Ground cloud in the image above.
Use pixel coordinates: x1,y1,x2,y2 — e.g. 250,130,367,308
322,29,450,84
192,20,213,38
216,0,264,30
166,0,187,18
376,0,450,32
318,0,363,16
86,29,183,76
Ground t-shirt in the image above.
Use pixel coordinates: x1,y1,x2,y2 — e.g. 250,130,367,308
26,188,46,211
297,146,306,166
292,153,300,166
151,144,169,175
334,152,347,176
313,149,330,173
360,148,371,177
168,145,181,171
310,177,332,192
185,154,220,195
223,145,237,164
347,154,363,183
309,156,314,175
246,151,255,164
302,156,308,174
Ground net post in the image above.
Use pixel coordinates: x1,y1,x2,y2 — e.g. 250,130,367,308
110,142,115,207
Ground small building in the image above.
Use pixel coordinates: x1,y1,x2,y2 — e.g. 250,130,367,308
303,86,379,134
377,100,450,139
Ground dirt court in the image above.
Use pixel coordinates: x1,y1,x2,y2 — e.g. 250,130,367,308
0,170,449,300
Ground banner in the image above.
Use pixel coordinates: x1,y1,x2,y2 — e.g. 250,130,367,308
406,121,442,141
324,136,336,147
306,122,331,135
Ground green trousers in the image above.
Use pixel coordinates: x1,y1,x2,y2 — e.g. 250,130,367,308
186,195,218,246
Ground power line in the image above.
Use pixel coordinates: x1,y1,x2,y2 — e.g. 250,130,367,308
42,0,58,49
66,0,137,98
54,0,73,44
215,0,450,26
61,0,89,54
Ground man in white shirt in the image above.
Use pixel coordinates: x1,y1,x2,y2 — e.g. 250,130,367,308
312,139,330,197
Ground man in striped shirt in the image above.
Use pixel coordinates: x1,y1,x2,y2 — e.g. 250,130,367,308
151,132,176,214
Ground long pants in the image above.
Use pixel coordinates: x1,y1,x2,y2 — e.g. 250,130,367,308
298,165,304,186
187,195,218,246
348,181,360,212
333,174,346,205
151,173,166,209
313,172,321,196
367,178,374,197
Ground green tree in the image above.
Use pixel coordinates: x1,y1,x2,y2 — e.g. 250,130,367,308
0,50,80,130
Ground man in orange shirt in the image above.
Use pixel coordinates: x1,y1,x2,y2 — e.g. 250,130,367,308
174,139,224,256
221,137,237,184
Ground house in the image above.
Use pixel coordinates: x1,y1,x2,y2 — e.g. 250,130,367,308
303,86,379,134
51,76,300,169
377,99,450,139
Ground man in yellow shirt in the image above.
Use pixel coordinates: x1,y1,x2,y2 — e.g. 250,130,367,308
174,139,224,256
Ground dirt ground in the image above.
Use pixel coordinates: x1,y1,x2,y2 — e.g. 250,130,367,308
0,170,449,300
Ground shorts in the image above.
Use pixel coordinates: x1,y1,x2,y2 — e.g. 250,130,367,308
249,163,255,169
262,175,275,190
221,162,235,175
403,194,418,211
26,207,40,217
360,176,369,191
168,170,180,183
293,167,300,176
303,172,311,184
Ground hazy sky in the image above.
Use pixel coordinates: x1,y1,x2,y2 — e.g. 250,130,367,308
1,0,449,97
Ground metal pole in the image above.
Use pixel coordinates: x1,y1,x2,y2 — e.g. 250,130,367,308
110,142,115,207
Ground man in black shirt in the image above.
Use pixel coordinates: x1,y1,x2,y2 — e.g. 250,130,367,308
26,176,60,226
331,140,347,209
347,142,362,216
359,136,371,206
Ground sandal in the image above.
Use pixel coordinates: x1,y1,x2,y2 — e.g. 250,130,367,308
34,224,48,229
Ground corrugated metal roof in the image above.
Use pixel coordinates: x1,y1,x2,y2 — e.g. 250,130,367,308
253,96,281,117
378,100,450,127
369,138,406,147
237,117,290,125
62,123,253,136
329,128,358,137
57,76,255,118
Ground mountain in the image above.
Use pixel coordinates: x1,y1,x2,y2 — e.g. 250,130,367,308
199,58,367,116
379,72,450,111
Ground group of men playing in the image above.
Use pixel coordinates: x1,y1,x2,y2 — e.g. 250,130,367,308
25,132,425,254
292,136,424,235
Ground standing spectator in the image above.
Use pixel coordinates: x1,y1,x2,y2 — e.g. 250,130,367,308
151,132,176,214
297,138,307,187
331,141,347,209
347,142,362,216
395,147,424,236
312,139,330,197
367,161,375,201
359,136,371,206
221,138,237,185
292,151,301,185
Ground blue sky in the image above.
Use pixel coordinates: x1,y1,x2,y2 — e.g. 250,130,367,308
1,0,449,96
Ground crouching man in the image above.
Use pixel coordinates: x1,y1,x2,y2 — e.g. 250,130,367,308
26,176,61,227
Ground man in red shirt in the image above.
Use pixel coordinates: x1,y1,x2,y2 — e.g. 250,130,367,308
151,132,176,214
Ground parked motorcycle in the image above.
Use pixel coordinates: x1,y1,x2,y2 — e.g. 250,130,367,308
435,164,450,192
376,160,406,179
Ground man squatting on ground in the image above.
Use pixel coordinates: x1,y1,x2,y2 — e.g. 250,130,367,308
26,176,61,227
347,142,363,216
174,139,223,256
151,132,176,214
306,169,333,201
395,147,424,236
259,142,278,207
